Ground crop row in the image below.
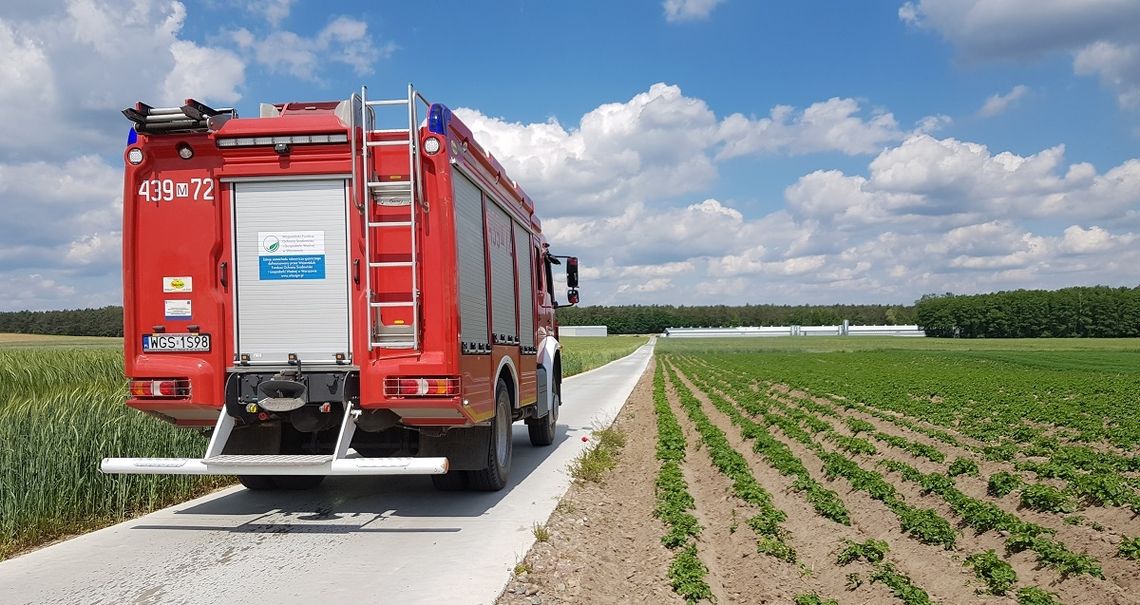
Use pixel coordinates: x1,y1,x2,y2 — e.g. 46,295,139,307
672,357,850,525
670,357,959,549
698,355,1140,518
651,362,713,603
881,460,1104,579
672,356,1096,597
728,378,1106,580
703,349,1140,482
663,362,796,562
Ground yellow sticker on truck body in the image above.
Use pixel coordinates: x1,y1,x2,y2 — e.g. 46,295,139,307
163,276,193,293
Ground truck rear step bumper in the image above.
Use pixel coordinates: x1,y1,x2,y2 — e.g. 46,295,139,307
100,455,448,475
100,401,448,477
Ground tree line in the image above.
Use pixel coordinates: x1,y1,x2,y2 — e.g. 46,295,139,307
0,306,123,337
915,286,1140,338
556,304,916,335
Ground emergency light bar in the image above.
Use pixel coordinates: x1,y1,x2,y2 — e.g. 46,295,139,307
216,133,349,148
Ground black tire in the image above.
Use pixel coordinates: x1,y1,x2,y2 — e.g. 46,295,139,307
271,475,325,490
467,378,513,491
527,370,559,446
238,475,277,491
431,471,468,491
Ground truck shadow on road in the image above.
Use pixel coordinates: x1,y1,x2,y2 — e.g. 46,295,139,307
131,427,570,536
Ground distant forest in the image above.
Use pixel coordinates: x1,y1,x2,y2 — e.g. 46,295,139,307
556,304,916,334
0,306,123,337
915,286,1140,338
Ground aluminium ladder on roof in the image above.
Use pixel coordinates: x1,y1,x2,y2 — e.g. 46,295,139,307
359,84,431,351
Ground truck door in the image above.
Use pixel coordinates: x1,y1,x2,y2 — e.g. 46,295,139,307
231,178,351,365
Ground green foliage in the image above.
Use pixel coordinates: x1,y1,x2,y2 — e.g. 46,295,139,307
948,457,980,477
844,417,875,435
652,364,712,603
1119,536,1140,560
1019,483,1077,514
830,434,877,456
874,431,946,463
667,544,714,603
896,506,958,549
0,306,124,337
531,522,550,543
569,427,625,482
1016,586,1062,605
869,562,933,605
983,443,1018,461
665,364,796,562
674,359,850,526
560,336,649,377
836,539,890,565
965,550,1017,595
915,286,1140,338
654,462,700,548
0,348,230,560
987,472,1023,497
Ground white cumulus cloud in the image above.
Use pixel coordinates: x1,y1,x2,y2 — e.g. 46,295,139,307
978,84,1030,117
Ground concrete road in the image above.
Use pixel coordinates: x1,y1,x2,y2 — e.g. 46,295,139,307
0,340,654,605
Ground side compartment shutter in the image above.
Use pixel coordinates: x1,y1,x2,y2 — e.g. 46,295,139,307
486,198,518,343
513,222,534,350
454,173,489,350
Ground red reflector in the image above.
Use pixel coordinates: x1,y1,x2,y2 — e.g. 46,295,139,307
156,380,177,396
398,378,423,395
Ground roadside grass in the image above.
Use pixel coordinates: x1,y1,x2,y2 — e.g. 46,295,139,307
569,425,627,483
560,335,648,377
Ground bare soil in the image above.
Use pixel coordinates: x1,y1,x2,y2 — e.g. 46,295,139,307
497,360,682,605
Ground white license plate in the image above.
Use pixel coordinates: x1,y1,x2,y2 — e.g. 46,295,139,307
142,333,211,352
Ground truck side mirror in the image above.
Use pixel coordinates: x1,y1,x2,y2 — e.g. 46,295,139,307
566,257,579,288
567,288,579,305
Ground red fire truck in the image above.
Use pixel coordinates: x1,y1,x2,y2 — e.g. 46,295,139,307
100,85,579,491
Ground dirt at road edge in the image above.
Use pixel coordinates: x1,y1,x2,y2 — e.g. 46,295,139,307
497,359,683,605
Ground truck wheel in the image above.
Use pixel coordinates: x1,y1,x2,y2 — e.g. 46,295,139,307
527,379,559,447
238,475,276,491
467,378,513,491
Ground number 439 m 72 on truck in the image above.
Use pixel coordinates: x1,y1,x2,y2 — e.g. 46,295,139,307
101,85,580,491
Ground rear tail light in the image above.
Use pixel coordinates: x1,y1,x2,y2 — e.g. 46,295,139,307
129,378,191,399
384,376,461,397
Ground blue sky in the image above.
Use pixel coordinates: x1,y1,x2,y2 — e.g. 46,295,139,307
2,0,1139,310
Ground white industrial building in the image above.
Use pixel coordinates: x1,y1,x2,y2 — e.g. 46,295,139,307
560,325,609,337
663,323,924,338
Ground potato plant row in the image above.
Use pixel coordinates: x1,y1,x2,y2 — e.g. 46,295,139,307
651,363,713,603
704,349,1140,516
663,363,797,562
674,357,958,549
670,355,1084,603
672,357,851,525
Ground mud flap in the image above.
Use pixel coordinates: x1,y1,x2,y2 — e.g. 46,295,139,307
419,425,491,471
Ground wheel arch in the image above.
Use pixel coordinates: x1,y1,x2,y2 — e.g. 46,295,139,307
494,354,518,409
